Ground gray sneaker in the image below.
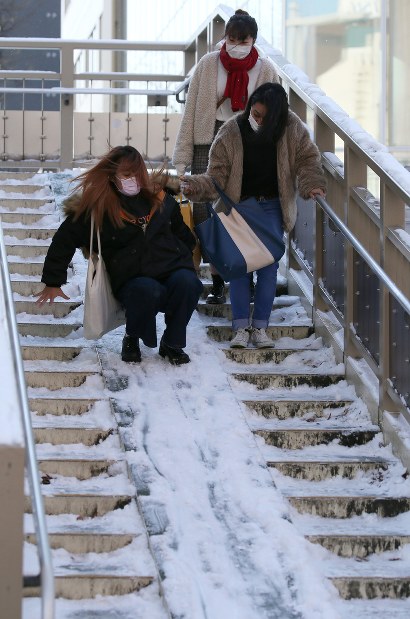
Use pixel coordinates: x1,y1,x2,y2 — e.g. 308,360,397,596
230,328,250,348
251,328,275,348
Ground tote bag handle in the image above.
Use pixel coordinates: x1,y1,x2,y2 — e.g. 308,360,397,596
210,179,237,214
89,213,102,259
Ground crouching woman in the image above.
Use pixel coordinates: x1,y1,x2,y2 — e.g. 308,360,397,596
36,145,203,365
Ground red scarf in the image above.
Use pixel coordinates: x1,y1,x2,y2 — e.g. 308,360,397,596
219,42,259,111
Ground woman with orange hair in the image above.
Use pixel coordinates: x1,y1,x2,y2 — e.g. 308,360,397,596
37,145,202,365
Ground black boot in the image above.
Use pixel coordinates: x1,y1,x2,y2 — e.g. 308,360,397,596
159,338,190,365
206,273,226,305
121,335,141,363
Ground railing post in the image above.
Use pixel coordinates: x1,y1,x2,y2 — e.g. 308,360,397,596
344,145,367,361
196,28,208,63
0,266,25,619
378,182,406,417
313,115,335,313
211,15,225,46
289,89,307,122
0,445,24,618
60,43,74,169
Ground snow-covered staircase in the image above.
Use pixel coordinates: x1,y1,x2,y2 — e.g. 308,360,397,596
2,169,410,617
1,172,165,617
199,278,410,616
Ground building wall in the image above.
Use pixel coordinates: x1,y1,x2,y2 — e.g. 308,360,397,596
284,0,410,164
60,0,409,164
1,0,60,110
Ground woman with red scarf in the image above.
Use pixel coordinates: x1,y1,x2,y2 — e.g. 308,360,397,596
173,10,278,304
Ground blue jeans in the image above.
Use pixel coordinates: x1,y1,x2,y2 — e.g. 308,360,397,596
230,199,283,330
117,269,203,348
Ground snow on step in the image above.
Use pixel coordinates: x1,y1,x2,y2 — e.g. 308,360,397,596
224,305,410,605
4,170,161,612
24,537,155,598
29,396,107,416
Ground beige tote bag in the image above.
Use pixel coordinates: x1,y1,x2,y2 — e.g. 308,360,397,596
83,216,125,339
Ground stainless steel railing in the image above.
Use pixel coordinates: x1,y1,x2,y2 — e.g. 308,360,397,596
0,220,55,619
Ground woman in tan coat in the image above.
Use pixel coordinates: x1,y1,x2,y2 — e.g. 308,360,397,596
181,82,326,348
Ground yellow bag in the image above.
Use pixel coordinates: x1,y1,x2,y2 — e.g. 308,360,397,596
179,196,202,271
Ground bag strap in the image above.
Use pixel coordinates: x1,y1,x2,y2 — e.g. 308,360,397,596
211,178,235,214
194,202,216,226
90,213,102,259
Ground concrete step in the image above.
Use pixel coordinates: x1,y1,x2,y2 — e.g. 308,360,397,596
268,457,391,480
0,182,49,193
5,240,50,258
33,425,113,446
25,488,133,517
16,299,82,317
30,396,103,416
207,324,312,342
25,369,98,390
25,572,153,599
37,451,121,479
0,210,54,224
8,258,45,276
223,347,299,364
242,397,354,419
331,574,410,600
231,370,343,390
18,321,81,338
22,343,84,361
0,171,44,181
11,278,48,296
288,495,410,518
0,197,53,209
25,531,135,554
254,427,378,449
2,224,57,240
307,533,410,558
24,499,142,552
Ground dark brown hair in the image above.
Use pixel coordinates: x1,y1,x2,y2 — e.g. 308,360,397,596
225,9,257,42
238,82,289,143
72,145,165,229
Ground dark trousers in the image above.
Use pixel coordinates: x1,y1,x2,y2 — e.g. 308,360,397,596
117,269,203,349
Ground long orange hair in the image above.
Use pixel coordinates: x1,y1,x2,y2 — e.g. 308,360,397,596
72,145,166,229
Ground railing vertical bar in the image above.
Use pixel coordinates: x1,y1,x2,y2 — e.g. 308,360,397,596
22,77,25,160
126,82,131,145
40,78,45,162
108,78,111,149
2,78,6,160
145,80,149,157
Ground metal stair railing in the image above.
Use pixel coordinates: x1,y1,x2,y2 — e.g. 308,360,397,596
315,196,410,421
0,219,55,619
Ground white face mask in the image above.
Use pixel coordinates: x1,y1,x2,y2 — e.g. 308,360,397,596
248,113,260,132
226,43,253,59
116,176,140,196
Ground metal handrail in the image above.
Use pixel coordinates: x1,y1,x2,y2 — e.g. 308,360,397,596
317,196,410,315
0,219,54,619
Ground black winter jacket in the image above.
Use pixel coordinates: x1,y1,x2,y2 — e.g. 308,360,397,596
41,192,197,295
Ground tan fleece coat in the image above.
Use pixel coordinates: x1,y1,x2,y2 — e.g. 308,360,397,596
172,51,278,171
184,112,326,233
